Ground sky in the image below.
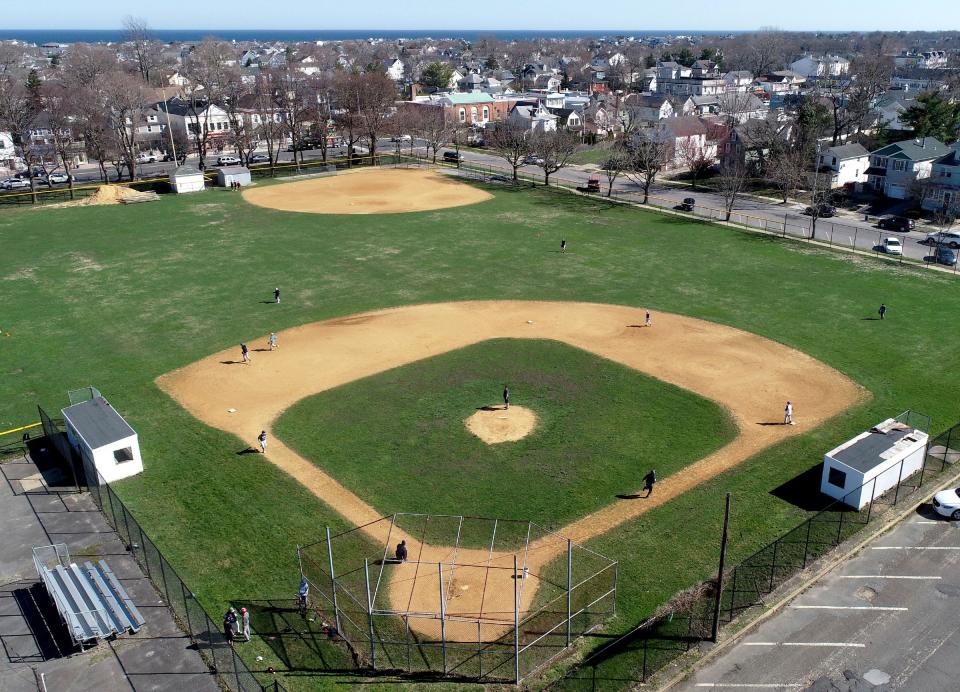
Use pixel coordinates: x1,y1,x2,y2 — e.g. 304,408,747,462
3,0,960,32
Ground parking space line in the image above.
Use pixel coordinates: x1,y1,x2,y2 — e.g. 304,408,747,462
872,546,960,550
839,575,941,579
789,605,907,611
694,685,803,688
914,521,939,524
743,642,866,647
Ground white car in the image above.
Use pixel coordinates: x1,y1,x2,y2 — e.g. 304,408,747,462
881,237,903,255
47,172,71,184
137,152,158,163
390,134,412,142
926,230,960,248
217,155,241,166
933,486,960,520
3,178,30,190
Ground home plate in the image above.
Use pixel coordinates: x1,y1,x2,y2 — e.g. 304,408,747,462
227,408,237,413
527,320,534,324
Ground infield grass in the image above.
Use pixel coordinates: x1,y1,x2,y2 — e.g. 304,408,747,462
2,177,960,689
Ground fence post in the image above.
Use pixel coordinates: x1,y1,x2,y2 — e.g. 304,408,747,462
514,554,520,685
325,527,341,633
364,558,375,670
438,562,447,675
711,493,732,642
727,567,738,623
866,476,878,523
182,582,194,642
892,457,906,506
768,539,779,593
836,504,845,545
802,518,813,568
566,538,572,647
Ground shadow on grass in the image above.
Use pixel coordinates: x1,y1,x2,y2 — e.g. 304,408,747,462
770,464,835,512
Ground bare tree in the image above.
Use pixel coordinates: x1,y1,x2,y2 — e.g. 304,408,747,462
623,131,670,204
253,72,284,173
766,143,807,204
62,44,117,85
678,136,717,190
332,72,366,167
122,16,162,84
356,72,396,159
45,84,84,199
820,55,894,146
485,121,532,180
73,85,113,181
600,147,630,197
96,71,147,180
0,74,42,201
716,157,750,221
276,68,312,171
531,128,580,186
408,105,452,164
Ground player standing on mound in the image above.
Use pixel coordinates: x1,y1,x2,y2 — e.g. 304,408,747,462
503,385,510,410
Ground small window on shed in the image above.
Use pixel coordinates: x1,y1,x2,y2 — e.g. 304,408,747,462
828,467,847,488
114,447,134,464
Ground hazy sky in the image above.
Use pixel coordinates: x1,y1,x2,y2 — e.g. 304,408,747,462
4,0,960,32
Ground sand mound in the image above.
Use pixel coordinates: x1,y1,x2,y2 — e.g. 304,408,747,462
241,167,493,215
47,185,156,208
465,405,537,444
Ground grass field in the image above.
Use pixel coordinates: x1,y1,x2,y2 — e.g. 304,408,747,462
275,338,735,530
2,175,960,690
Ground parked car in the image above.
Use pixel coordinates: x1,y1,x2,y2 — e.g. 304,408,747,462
216,155,241,166
932,245,958,265
880,237,903,255
47,172,71,184
524,154,545,166
249,153,271,164
803,204,836,218
137,152,158,163
878,216,915,232
442,151,462,163
390,134,412,142
162,152,187,164
926,230,960,248
2,178,30,190
676,197,696,212
933,486,960,520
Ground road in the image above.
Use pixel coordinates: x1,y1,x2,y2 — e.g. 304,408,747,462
679,507,960,690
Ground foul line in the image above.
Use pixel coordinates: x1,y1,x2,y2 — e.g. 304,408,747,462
871,546,960,550
839,575,941,580
695,685,802,689
0,422,41,437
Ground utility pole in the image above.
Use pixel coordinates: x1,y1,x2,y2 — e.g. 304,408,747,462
711,493,732,642
810,141,822,240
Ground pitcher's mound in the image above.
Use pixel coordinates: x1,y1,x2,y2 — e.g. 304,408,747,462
242,168,493,215
465,406,538,444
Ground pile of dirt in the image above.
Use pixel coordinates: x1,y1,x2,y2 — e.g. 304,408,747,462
465,405,538,444
47,185,159,208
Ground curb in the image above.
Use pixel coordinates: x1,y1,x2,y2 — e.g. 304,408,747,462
655,462,960,691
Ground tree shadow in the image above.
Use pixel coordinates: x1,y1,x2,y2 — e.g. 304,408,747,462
770,464,833,511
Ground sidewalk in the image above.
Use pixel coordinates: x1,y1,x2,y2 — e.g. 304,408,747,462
0,450,218,692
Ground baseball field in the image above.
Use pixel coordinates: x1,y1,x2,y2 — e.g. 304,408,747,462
2,166,959,689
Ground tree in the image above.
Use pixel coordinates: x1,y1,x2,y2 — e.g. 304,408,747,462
62,44,117,85
600,147,630,197
356,72,396,159
25,69,42,102
821,55,893,145
122,16,161,84
0,74,43,202
409,105,452,164
531,128,580,186
333,72,366,167
45,84,84,199
276,68,312,171
253,72,284,173
421,61,454,90
484,121,532,181
623,131,669,204
766,143,807,204
902,92,960,144
716,157,750,221
95,71,147,181
678,136,717,190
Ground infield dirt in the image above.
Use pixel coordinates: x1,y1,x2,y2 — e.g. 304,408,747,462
158,301,863,641
241,167,493,214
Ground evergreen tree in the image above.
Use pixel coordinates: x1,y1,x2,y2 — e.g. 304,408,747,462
902,91,960,143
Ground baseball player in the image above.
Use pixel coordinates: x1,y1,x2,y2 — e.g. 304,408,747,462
503,385,510,410
784,400,793,425
258,430,267,453
240,342,250,364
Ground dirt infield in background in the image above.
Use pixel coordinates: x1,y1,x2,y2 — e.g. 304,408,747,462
158,301,863,642
465,405,538,444
241,168,493,214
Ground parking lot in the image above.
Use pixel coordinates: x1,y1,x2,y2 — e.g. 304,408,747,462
680,506,960,690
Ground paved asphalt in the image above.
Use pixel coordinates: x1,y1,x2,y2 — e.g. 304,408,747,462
679,504,960,691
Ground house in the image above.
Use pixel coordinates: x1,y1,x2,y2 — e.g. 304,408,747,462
894,51,948,70
149,98,233,153
622,93,674,123
920,144,960,212
547,107,582,131
723,70,754,92
409,92,514,127
167,71,191,88
0,130,20,171
788,55,850,80
508,102,558,132
383,58,405,81
647,116,716,169
816,143,870,188
723,115,793,171
295,55,321,76
655,60,726,97
866,137,950,199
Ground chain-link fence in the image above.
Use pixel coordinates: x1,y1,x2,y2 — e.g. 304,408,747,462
551,418,960,690
297,513,617,684
37,406,286,692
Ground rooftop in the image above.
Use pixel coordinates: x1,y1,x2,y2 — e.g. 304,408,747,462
61,397,135,450
830,420,927,473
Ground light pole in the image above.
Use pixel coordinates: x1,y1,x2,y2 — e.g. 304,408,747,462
810,141,822,239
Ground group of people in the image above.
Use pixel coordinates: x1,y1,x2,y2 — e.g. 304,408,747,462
239,332,278,364
227,180,243,191
222,606,250,643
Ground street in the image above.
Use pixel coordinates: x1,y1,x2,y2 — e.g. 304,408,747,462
680,507,960,690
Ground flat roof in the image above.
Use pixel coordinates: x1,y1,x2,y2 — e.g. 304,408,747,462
831,426,924,473
62,397,136,450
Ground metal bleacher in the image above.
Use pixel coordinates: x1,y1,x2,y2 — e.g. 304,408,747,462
33,544,145,647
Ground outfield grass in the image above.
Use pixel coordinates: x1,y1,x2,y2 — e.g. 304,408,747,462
568,147,613,166
275,338,735,532
2,177,960,690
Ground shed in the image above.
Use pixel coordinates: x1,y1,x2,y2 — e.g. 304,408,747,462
170,164,205,193
61,396,143,483
216,166,251,187
820,417,928,509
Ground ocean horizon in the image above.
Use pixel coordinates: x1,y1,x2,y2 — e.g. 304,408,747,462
1,28,743,45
